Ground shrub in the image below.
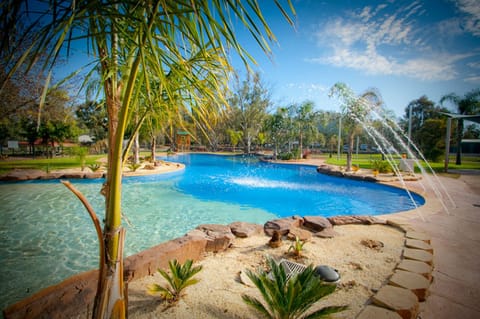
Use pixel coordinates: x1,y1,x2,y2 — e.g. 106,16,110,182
288,236,305,257
279,152,294,160
128,162,141,172
371,160,391,173
147,259,202,303
88,163,101,172
242,257,347,319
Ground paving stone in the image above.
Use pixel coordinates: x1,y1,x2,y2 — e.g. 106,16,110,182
389,270,431,301
403,248,434,265
356,305,402,319
405,231,430,243
396,259,433,281
372,285,419,319
405,238,433,253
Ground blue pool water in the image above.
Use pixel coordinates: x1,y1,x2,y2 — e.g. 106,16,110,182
0,153,424,310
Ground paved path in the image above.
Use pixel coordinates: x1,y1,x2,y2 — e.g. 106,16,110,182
384,172,480,319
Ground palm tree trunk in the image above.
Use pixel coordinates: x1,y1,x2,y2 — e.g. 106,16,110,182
150,135,156,165
346,132,354,172
455,119,463,165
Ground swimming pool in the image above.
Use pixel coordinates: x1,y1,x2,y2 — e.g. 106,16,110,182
0,153,424,310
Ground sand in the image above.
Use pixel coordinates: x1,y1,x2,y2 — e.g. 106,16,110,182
126,224,405,319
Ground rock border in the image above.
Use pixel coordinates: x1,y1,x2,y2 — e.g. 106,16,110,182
2,216,433,319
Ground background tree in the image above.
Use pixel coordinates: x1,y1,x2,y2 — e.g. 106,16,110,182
416,119,446,161
2,2,295,318
399,96,448,149
76,101,109,142
264,107,289,159
228,72,271,153
329,83,383,171
440,89,480,165
291,101,319,158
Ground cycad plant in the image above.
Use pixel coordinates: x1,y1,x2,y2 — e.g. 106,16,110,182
288,236,305,257
147,259,203,303
242,257,347,319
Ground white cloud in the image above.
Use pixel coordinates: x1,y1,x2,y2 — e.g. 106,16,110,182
310,2,472,81
464,76,480,83
454,0,480,36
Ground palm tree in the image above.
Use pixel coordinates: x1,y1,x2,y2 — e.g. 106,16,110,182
292,101,318,159
329,83,383,171
1,1,295,318
242,257,347,319
440,89,480,165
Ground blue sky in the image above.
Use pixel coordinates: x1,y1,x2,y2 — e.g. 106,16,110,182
57,0,479,118
231,0,480,118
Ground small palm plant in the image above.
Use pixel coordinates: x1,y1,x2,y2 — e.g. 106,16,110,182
288,236,305,257
242,257,347,319
147,259,203,303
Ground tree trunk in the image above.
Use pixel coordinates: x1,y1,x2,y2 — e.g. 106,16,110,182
133,132,140,164
455,119,463,165
299,133,303,159
346,132,354,172
150,135,156,165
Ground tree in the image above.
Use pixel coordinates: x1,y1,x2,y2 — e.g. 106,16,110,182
2,1,295,318
400,96,448,149
290,101,318,159
416,119,446,161
76,101,109,142
264,107,289,159
228,72,271,153
440,89,480,165
329,83,383,171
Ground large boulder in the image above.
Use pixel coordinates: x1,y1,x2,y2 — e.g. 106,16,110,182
188,224,235,252
328,215,386,226
287,226,312,241
228,221,263,238
264,216,303,236
303,216,332,232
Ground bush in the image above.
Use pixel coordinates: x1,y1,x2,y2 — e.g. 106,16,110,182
279,152,294,160
147,259,202,303
242,257,347,319
371,160,391,173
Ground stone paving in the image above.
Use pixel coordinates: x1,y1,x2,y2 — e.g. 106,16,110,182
378,171,480,319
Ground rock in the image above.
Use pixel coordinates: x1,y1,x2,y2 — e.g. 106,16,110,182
264,216,303,236
188,224,235,252
356,305,403,319
327,215,386,226
403,248,434,265
287,227,312,241
389,270,431,301
361,239,384,250
62,172,86,179
302,216,332,232
396,259,433,281
268,230,283,248
84,172,104,179
228,221,262,238
372,285,419,319
313,228,339,238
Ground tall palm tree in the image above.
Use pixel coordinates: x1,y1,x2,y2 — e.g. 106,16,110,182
1,1,295,318
329,82,383,171
440,89,480,165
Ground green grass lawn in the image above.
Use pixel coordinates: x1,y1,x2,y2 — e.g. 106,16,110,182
0,155,105,174
324,153,480,173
